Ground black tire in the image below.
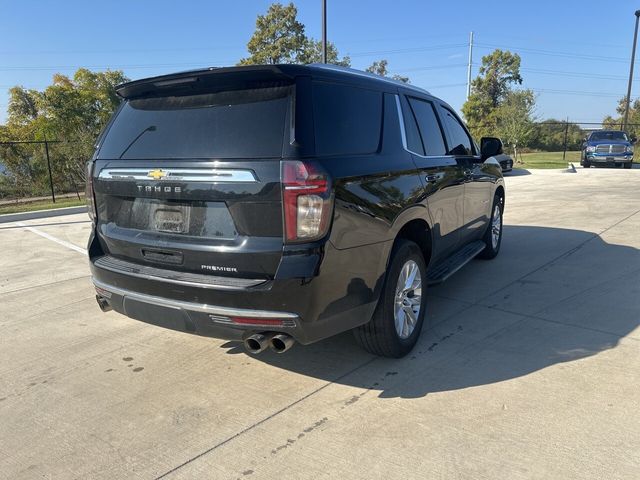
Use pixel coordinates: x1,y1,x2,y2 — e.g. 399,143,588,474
478,193,503,260
582,162,590,168
354,239,426,358
623,162,632,169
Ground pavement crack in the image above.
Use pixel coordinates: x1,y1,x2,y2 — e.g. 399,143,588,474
154,357,377,479
0,274,91,296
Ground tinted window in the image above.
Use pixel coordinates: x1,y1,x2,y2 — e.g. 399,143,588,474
407,97,447,156
590,131,628,141
313,82,382,156
441,107,474,156
401,98,424,155
98,86,290,159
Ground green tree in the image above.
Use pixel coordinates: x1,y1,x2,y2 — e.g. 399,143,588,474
531,119,585,152
239,2,350,66
495,90,536,158
298,38,350,66
366,59,409,83
0,69,128,197
601,96,640,139
462,49,525,139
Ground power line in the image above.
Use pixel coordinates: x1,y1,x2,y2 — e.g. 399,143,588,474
393,63,467,73
526,87,625,98
519,66,638,82
423,82,467,89
348,43,467,58
0,61,234,72
476,33,629,51
475,42,629,63
0,46,241,55
0,44,469,72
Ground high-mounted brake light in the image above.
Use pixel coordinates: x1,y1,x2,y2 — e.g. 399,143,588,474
281,160,333,243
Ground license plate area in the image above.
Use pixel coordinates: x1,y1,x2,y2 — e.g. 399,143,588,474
152,204,191,234
103,197,238,239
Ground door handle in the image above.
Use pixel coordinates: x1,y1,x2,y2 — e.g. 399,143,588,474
425,174,439,183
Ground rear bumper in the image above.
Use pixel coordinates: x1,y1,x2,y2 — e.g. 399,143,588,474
89,232,390,345
93,277,299,342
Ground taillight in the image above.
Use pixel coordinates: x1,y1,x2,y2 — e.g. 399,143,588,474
281,160,333,243
85,161,97,222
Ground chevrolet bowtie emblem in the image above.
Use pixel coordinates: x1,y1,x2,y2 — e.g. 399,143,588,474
147,169,167,180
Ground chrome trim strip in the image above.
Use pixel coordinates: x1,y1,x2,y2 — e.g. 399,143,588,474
395,94,456,161
310,63,431,95
92,278,299,319
94,257,265,291
98,168,257,183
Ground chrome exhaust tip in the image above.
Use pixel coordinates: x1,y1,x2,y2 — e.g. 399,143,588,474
269,334,295,354
96,295,112,312
243,333,273,355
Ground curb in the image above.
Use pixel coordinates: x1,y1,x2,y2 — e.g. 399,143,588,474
0,206,88,224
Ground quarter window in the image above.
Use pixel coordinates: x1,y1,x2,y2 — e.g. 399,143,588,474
441,107,474,156
407,97,447,156
312,82,383,156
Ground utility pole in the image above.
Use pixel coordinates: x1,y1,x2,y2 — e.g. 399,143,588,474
466,31,474,100
321,0,327,64
623,10,640,131
44,135,55,203
562,117,569,163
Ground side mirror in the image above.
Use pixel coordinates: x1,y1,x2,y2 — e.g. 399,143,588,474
480,137,503,159
632,137,637,144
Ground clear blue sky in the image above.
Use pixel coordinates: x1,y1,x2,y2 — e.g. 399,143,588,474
1,0,639,125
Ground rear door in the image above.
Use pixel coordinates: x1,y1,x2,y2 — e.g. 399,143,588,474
436,104,492,242
400,94,464,260
92,85,291,280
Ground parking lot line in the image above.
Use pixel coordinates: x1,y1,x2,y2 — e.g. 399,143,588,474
16,221,87,256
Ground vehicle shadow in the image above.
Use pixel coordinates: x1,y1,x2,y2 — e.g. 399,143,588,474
221,225,639,399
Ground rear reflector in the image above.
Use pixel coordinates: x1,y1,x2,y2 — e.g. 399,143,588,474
94,286,112,298
209,314,296,328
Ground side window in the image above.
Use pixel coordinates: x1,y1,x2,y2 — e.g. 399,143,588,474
440,107,474,156
400,98,424,155
312,82,382,156
407,97,447,156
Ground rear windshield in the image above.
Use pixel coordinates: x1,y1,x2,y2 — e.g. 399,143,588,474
590,131,628,142
97,86,291,159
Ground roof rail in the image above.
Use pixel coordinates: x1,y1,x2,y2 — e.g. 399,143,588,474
308,63,431,95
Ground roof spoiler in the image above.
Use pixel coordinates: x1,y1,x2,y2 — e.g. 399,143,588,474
116,65,297,99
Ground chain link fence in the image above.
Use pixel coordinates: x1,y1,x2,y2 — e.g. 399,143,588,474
0,139,85,205
479,121,639,169
1,121,637,205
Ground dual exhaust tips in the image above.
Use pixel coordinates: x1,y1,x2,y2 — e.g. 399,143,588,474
244,332,295,355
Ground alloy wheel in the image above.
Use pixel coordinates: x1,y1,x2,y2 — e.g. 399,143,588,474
394,260,422,339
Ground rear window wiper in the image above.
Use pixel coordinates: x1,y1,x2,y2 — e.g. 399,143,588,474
118,125,156,159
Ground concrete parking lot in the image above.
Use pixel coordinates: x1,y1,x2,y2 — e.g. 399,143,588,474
1,168,639,479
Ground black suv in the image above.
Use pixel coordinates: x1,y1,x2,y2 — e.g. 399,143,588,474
87,64,505,358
